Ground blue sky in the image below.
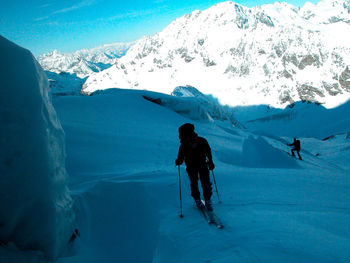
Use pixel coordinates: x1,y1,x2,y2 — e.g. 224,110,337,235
0,0,320,56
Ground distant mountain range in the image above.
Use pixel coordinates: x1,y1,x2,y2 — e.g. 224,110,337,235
39,42,134,78
38,42,134,95
40,0,350,108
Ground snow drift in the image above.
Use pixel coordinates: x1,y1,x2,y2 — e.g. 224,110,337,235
242,136,299,168
0,36,74,260
71,181,159,263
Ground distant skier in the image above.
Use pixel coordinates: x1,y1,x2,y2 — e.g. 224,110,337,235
175,123,215,211
69,229,80,243
287,138,302,160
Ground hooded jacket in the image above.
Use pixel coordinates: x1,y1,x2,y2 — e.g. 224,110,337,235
177,133,213,169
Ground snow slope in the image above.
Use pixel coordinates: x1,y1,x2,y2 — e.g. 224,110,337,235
2,87,349,262
0,36,74,260
234,100,350,139
82,0,350,108
32,89,349,262
46,71,86,97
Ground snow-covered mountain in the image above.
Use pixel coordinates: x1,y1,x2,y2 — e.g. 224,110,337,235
38,42,134,78
38,42,134,96
82,0,350,108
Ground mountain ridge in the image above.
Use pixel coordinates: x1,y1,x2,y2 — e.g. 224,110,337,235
82,0,350,108
38,42,134,78
38,42,134,96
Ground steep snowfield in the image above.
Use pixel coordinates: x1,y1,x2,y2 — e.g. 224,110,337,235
82,0,350,108
0,36,74,260
44,89,350,262
234,99,350,139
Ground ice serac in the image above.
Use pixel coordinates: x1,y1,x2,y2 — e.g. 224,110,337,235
0,36,74,260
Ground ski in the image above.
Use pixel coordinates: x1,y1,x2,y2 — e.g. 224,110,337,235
198,205,211,223
201,200,224,229
207,210,224,229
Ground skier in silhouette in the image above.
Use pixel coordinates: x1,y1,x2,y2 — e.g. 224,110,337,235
287,138,302,160
69,229,80,243
175,123,215,211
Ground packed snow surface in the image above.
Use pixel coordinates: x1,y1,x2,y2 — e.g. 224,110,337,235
0,36,74,260
3,86,346,262
2,86,349,262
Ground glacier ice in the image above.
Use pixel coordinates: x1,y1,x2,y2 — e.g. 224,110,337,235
0,36,74,260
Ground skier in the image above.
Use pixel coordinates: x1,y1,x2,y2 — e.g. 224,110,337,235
175,123,215,211
287,138,302,160
69,229,80,243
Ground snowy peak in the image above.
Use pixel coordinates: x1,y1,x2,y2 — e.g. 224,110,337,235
82,0,350,108
73,42,134,64
300,0,350,24
38,42,134,78
163,1,268,35
38,42,134,96
39,50,98,77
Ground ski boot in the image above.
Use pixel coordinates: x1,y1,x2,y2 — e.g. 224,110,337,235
205,199,213,211
195,199,205,209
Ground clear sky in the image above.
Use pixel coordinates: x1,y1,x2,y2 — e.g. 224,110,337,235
0,0,320,56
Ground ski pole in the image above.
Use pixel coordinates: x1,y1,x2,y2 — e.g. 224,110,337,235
211,170,222,204
178,165,184,218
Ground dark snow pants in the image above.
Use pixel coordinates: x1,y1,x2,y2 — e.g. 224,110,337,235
186,166,212,201
291,149,302,160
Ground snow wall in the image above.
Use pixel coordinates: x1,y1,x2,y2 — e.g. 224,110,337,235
242,136,299,168
0,36,74,259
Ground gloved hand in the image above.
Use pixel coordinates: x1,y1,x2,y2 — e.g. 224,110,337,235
207,160,215,170
175,159,183,166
